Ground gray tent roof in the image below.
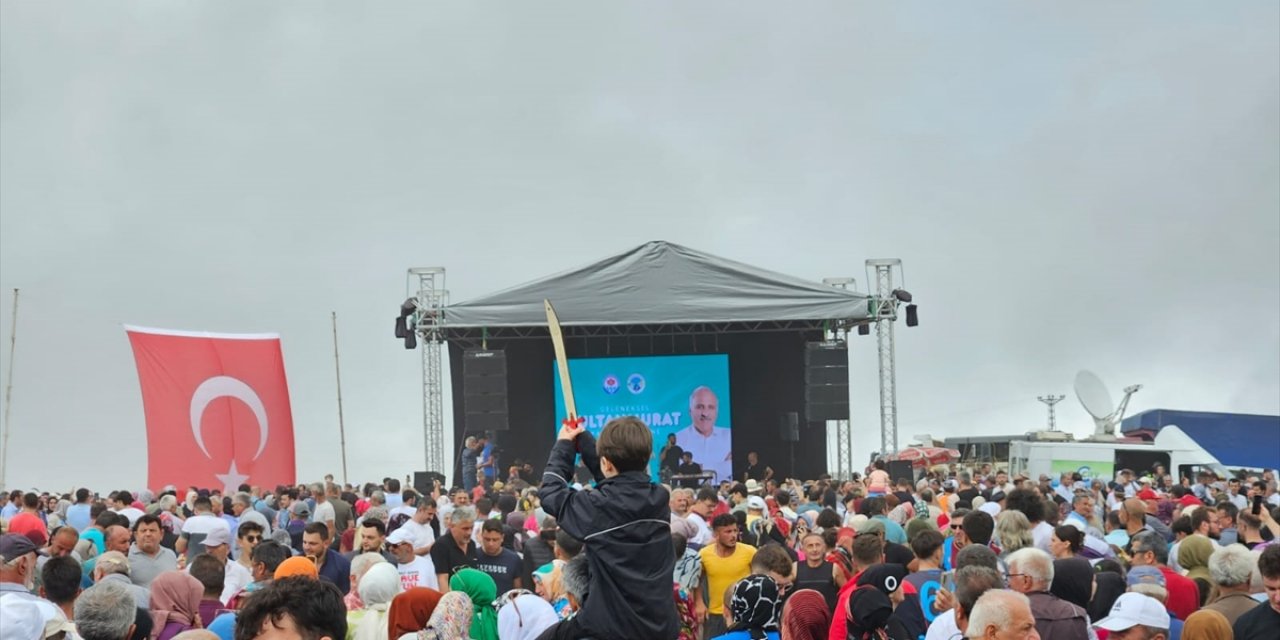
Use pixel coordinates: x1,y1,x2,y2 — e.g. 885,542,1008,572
444,241,871,328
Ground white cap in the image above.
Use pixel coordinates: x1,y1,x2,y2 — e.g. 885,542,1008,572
1095,593,1171,632
386,528,415,546
746,496,767,511
979,502,1001,517
202,526,231,548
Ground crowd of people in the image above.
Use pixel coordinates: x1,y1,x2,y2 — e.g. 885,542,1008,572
2,420,1280,640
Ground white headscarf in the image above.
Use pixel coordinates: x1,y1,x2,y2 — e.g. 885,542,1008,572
352,563,403,640
496,593,559,640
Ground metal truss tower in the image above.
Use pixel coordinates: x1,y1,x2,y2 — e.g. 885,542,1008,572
408,268,448,475
866,259,904,457
822,277,856,480
1037,394,1066,431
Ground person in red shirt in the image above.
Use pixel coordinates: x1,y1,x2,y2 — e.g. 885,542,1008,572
5,493,46,540
828,531,919,640
1130,530,1199,621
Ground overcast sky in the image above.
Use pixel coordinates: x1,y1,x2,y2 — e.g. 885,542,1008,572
2,2,1277,492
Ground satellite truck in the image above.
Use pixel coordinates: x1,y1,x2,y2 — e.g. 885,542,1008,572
1007,371,1230,482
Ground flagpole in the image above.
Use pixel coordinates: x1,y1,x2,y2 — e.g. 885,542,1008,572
331,311,349,484
1,289,18,489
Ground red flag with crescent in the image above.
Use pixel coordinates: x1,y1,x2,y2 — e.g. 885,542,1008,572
126,326,297,493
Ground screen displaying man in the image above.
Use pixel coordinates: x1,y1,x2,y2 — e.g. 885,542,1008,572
675,386,732,483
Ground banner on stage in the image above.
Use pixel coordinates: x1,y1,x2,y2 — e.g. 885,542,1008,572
125,326,297,493
553,354,731,483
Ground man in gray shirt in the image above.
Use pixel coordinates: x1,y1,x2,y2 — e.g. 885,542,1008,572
127,514,177,589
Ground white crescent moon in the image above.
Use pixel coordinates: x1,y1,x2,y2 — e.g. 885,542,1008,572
190,376,269,461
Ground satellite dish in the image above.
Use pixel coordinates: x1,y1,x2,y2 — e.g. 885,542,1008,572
1073,370,1143,438
1074,370,1114,420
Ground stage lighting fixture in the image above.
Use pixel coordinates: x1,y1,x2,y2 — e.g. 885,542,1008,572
399,298,418,318
905,304,918,327
404,331,417,349
857,324,871,336
892,289,913,303
395,316,407,339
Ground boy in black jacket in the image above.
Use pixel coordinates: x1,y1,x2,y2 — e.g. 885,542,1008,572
537,416,678,640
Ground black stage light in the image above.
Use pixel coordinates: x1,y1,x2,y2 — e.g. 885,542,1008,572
395,316,407,339
857,323,871,336
400,298,417,318
905,304,918,327
404,331,417,349
892,289,913,303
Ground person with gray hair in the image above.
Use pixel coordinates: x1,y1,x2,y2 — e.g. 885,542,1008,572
953,567,1006,638
1129,530,1199,621
430,505,478,593
560,554,590,615
1006,547,1087,640
1203,543,1261,625
74,581,138,640
965,589,1039,640
92,551,150,609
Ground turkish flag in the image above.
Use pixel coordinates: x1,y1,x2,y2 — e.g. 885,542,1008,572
126,326,297,493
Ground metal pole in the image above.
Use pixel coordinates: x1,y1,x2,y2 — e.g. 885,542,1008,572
1037,395,1065,431
1,288,18,489
331,312,349,484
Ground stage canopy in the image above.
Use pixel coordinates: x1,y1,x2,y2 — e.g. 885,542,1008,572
443,240,872,329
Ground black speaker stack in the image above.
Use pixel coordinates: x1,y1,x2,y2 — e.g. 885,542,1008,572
804,341,850,422
463,349,509,432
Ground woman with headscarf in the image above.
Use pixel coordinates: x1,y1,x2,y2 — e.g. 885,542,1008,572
496,592,559,640
149,571,204,640
348,563,402,640
448,568,498,640
414,591,472,640
1088,572,1127,626
780,589,831,640
1182,609,1232,640
1178,534,1214,583
844,586,910,640
1049,557,1095,611
711,574,782,640
387,588,443,639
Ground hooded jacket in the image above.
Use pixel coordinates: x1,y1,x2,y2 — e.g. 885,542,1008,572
539,433,678,640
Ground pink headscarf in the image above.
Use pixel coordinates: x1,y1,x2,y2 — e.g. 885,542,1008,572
148,571,204,638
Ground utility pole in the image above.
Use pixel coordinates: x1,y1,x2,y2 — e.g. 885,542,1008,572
1,289,18,489
1037,394,1066,431
331,312,349,484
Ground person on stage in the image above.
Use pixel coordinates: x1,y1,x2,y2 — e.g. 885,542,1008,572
674,386,732,484
742,451,773,483
659,433,685,478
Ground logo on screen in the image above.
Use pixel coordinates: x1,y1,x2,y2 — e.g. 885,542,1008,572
626,373,646,394
602,375,620,395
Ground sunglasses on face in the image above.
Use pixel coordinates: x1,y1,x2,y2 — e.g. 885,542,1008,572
244,535,262,543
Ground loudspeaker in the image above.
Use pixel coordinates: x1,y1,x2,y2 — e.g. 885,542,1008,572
805,342,849,421
463,349,509,431
780,412,800,442
886,460,915,486
414,471,446,494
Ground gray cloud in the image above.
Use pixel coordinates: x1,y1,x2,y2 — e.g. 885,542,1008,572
2,2,1277,489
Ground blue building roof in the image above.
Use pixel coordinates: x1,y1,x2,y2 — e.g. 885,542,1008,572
1121,409,1280,470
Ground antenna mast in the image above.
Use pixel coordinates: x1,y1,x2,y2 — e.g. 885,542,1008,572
1037,394,1066,431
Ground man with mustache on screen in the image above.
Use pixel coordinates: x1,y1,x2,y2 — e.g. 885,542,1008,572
675,386,732,485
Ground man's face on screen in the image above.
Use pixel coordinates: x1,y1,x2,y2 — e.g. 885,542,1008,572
690,389,719,436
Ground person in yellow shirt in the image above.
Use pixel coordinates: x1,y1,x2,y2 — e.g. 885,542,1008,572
698,513,757,638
